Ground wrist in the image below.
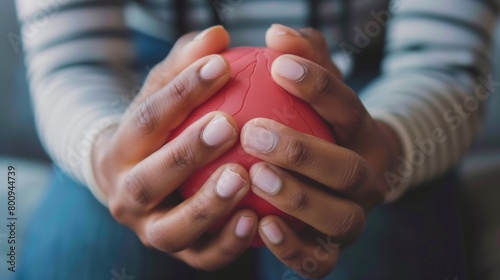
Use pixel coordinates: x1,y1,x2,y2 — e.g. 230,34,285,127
375,120,403,176
373,118,408,202
82,116,121,206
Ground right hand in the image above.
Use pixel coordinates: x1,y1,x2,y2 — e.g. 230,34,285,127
91,26,258,271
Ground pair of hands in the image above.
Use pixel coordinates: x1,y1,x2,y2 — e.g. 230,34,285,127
92,24,401,278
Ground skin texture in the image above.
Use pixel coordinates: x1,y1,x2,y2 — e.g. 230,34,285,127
92,24,402,277
239,24,402,278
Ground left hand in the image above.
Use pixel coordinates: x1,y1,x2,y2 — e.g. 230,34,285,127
240,24,403,278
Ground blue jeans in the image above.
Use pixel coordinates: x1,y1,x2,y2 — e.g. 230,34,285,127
16,31,466,280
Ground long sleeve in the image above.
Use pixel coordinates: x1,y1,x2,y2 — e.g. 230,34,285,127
360,0,499,201
15,0,137,188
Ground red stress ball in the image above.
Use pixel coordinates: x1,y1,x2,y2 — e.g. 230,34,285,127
170,47,335,247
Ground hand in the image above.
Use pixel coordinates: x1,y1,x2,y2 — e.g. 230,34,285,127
92,26,258,271
239,24,403,278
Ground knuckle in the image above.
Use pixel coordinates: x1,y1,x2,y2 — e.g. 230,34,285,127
329,206,365,237
337,153,368,193
124,170,151,205
187,189,217,223
313,69,334,99
288,188,311,213
165,142,196,171
285,138,311,168
347,105,366,128
134,100,159,135
165,75,193,105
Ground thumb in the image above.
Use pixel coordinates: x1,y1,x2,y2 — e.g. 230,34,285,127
265,24,341,78
135,25,230,104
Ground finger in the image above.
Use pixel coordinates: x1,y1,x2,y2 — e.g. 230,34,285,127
111,112,239,209
113,54,231,163
259,216,339,279
143,164,250,254
271,54,375,148
134,25,230,104
249,162,366,242
178,209,258,271
241,118,386,203
265,24,341,77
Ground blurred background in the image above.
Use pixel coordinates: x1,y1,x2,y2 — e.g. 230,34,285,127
0,0,499,279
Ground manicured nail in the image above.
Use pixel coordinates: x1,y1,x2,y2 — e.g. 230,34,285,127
252,165,281,194
200,55,227,80
202,114,236,146
243,124,276,153
235,216,255,238
261,221,283,244
273,56,305,81
216,168,246,198
271,24,301,36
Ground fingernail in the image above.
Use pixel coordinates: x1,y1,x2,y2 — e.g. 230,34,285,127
200,55,227,80
271,24,301,36
193,27,210,40
252,165,281,194
194,29,208,41
235,216,255,238
273,56,305,81
202,114,236,146
261,221,283,244
193,25,223,41
243,124,276,153
216,168,246,198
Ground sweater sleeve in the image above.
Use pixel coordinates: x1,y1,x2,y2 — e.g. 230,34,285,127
15,0,137,198
359,0,499,201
